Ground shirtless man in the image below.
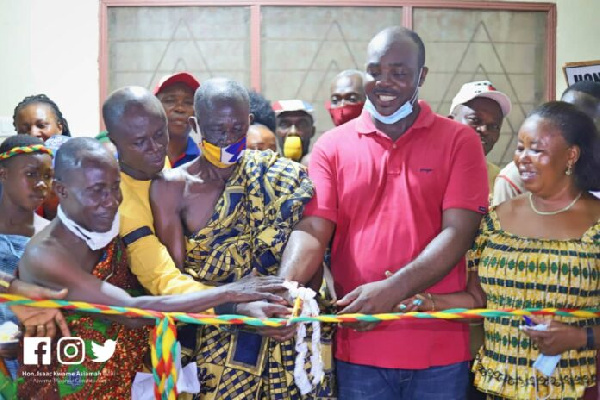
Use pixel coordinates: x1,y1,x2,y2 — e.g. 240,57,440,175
150,78,333,399
16,138,285,398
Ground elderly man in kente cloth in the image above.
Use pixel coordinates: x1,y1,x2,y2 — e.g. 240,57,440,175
150,78,335,399
16,138,285,399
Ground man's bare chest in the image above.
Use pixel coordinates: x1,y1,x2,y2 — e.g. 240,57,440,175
181,180,226,235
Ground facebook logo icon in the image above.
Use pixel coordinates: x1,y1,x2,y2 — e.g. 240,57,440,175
23,337,51,365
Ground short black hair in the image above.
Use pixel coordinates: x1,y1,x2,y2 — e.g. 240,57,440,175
12,94,71,136
371,26,426,68
248,90,276,132
102,86,165,137
403,29,426,68
529,101,600,191
562,80,600,101
194,78,249,120
54,137,109,182
0,135,45,166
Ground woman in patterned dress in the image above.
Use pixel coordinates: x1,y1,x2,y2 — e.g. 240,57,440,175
401,101,600,399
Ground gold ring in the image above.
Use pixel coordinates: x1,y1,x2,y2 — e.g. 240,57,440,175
37,324,45,331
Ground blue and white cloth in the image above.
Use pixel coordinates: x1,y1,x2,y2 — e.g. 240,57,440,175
0,234,29,378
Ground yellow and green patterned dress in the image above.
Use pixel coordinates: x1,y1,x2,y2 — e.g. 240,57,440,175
180,150,335,400
471,210,600,400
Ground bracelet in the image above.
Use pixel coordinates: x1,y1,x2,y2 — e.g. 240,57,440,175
427,293,436,312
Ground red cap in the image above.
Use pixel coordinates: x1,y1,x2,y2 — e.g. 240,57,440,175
154,72,200,95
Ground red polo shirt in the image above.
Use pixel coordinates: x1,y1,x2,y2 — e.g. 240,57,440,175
304,101,488,369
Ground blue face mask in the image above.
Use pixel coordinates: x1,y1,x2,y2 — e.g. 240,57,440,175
364,69,422,125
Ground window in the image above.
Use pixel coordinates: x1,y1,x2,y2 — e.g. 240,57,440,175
101,1,555,165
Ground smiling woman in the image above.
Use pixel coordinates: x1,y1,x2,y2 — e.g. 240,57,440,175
12,94,71,141
469,102,600,400
403,101,600,399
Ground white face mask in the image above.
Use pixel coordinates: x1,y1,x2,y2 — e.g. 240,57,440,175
364,68,422,125
57,205,120,251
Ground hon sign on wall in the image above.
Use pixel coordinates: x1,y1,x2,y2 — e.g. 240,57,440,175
563,60,600,85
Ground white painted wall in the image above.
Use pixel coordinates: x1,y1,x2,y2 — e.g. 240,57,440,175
0,0,99,137
0,0,597,136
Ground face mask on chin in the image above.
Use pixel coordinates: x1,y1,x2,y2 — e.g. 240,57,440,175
365,69,422,125
57,205,120,251
326,101,365,126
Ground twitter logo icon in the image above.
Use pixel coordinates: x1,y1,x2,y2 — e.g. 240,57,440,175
91,339,117,362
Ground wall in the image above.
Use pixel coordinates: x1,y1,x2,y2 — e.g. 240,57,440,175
0,0,598,136
503,0,600,97
0,0,99,137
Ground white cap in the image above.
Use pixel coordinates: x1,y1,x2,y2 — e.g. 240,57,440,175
450,81,512,117
272,100,314,115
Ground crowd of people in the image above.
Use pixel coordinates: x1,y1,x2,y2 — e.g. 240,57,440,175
0,25,599,400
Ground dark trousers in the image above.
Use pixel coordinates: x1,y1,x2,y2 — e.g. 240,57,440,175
337,359,469,400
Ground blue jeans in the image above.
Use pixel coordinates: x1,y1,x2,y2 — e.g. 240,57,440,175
337,359,469,400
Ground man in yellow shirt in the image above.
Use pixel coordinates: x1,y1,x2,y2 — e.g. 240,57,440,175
100,86,212,296
102,86,289,321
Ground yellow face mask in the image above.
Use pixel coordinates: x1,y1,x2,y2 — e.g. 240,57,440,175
201,136,247,169
283,136,303,161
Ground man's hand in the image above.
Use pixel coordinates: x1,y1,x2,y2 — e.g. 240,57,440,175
8,280,71,339
336,280,402,332
236,301,296,342
224,274,288,304
521,317,587,356
337,279,400,315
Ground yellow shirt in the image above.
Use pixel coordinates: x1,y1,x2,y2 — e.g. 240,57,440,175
119,171,210,295
486,161,500,197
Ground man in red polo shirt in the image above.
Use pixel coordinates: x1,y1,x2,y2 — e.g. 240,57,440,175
154,72,201,167
279,26,488,399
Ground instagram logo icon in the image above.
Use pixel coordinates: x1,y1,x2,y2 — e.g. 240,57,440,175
57,337,85,365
